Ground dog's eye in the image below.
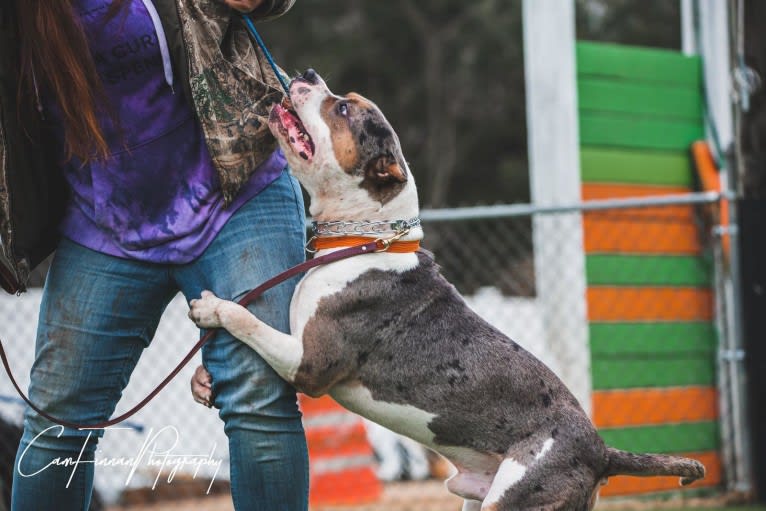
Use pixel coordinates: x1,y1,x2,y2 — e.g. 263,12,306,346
337,102,349,117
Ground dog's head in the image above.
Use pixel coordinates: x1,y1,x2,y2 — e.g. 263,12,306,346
268,69,418,221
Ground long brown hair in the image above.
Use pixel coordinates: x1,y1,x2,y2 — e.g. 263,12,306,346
16,0,127,162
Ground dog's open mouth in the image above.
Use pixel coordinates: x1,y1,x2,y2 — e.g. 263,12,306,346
271,98,315,161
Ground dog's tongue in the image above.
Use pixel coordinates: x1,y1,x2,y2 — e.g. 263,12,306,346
274,103,314,161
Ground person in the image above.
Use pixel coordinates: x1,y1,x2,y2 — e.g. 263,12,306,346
1,1,309,510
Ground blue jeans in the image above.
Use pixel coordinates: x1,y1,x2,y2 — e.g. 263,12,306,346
12,170,309,511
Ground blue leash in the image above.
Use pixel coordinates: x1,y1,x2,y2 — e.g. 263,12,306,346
241,13,291,95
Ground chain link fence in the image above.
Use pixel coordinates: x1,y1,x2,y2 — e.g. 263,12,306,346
0,192,748,510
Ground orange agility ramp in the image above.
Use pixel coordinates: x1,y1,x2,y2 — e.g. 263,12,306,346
691,140,729,259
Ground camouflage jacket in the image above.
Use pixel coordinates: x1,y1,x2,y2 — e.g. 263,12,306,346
0,0,294,293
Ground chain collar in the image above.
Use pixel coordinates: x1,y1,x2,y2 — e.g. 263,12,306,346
311,218,421,237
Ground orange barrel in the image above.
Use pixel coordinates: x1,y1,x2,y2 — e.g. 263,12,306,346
299,394,383,506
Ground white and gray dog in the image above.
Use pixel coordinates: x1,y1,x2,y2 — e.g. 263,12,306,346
189,69,705,511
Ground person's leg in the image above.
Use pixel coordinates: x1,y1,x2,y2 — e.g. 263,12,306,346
12,239,176,511
176,169,309,511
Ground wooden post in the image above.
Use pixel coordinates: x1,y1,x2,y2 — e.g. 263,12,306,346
680,0,697,56
740,0,766,500
522,0,591,414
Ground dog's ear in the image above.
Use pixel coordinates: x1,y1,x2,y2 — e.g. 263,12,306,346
365,154,407,183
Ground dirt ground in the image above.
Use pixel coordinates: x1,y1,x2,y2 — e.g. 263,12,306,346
105,480,754,511
107,480,462,511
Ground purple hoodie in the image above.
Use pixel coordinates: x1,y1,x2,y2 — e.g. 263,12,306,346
51,0,285,263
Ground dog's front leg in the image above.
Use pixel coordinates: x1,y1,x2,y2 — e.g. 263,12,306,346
189,291,304,383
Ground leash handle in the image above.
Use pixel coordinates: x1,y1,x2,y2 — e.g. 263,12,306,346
0,241,379,430
241,13,291,95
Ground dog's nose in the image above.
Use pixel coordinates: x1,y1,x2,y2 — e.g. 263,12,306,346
301,68,319,84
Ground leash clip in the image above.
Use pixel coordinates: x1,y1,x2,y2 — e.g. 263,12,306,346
374,227,411,252
305,235,318,254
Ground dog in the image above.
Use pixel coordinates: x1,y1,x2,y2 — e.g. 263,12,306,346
189,69,705,511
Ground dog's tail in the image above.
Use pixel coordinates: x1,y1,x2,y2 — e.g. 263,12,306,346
605,447,705,486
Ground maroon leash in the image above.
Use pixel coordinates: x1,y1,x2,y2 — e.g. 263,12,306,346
0,240,383,430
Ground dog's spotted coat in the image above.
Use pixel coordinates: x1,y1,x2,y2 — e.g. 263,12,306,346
189,69,705,511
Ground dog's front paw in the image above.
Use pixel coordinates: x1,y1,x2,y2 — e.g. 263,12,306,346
189,290,226,328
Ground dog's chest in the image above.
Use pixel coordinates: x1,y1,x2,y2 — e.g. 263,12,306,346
289,251,420,339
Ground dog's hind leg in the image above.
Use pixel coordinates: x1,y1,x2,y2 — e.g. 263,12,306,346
480,458,604,511
446,471,493,502
462,500,482,511
479,457,528,510
478,435,598,511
